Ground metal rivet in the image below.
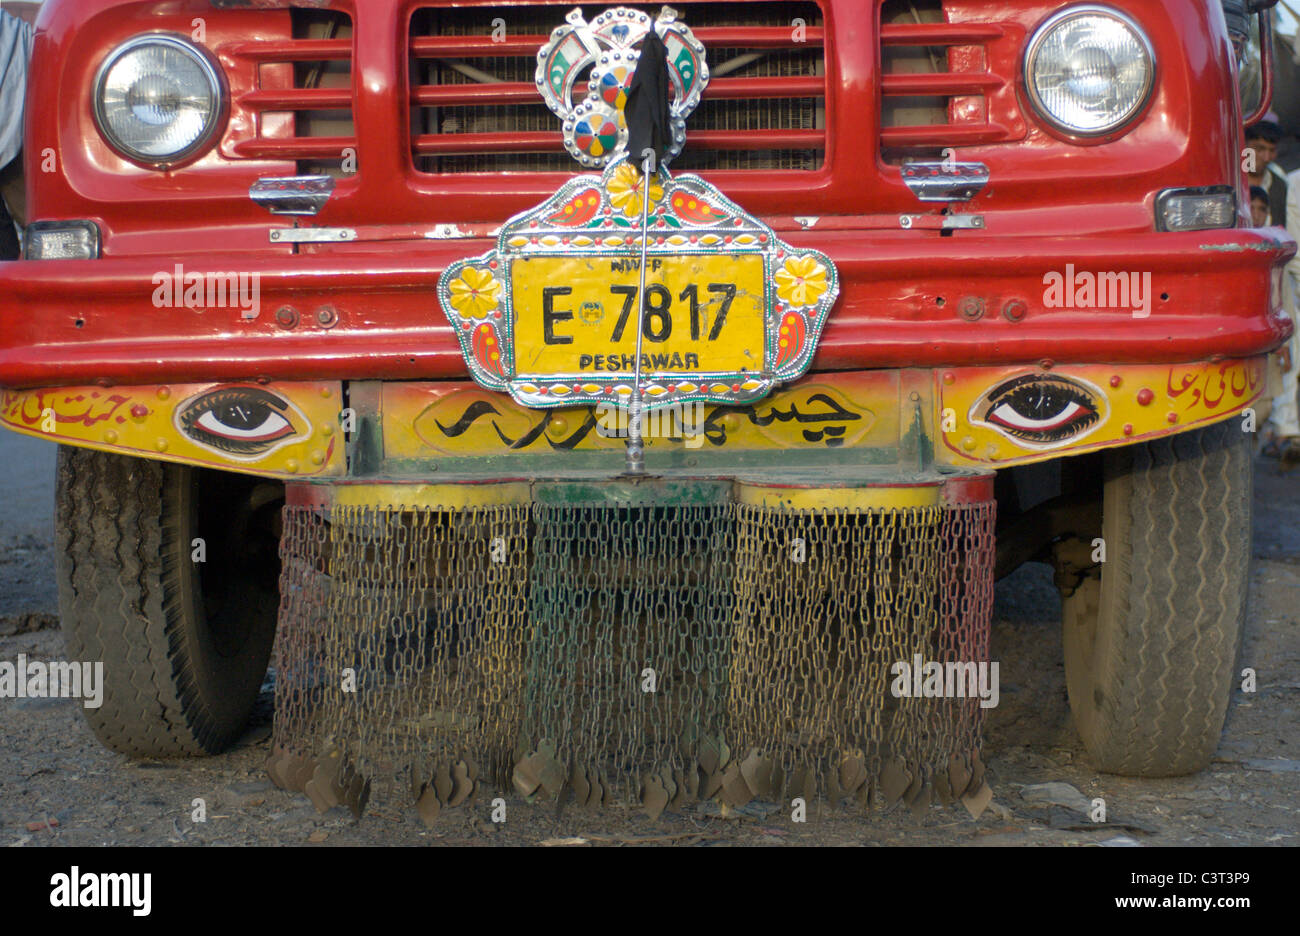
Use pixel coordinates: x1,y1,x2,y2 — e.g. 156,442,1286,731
1002,299,1027,322
959,297,984,321
276,307,299,330
316,306,339,328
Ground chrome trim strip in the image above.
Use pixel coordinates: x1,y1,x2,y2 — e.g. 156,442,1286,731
251,176,336,216
901,162,990,202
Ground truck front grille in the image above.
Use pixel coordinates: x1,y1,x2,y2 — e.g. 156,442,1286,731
409,2,827,175
879,0,1025,161
227,9,356,175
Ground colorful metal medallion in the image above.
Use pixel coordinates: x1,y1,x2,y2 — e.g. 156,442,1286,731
437,154,840,412
439,6,839,414
536,6,708,168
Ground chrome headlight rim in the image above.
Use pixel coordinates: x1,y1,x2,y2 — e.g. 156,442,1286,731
92,34,226,169
1022,4,1156,142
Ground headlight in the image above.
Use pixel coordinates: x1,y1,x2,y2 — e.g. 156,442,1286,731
94,35,223,167
1154,186,1236,233
1024,6,1155,138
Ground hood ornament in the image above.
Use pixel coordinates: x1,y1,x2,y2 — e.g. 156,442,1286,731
536,6,709,168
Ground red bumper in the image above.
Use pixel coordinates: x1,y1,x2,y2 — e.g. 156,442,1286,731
0,227,1291,389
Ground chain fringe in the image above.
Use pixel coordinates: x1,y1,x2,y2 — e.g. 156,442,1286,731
267,497,995,821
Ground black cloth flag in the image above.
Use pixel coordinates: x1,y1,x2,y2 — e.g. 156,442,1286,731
624,27,672,169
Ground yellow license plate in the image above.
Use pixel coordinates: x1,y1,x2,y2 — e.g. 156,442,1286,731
510,253,765,376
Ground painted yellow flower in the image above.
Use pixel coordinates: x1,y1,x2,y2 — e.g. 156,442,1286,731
447,266,501,319
774,255,829,308
606,162,664,218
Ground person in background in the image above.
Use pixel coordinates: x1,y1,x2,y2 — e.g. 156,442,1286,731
1245,118,1287,225
1251,185,1271,227
1270,150,1300,464
0,7,36,261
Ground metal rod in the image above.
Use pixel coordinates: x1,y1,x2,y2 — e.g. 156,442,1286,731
1242,8,1276,127
624,152,654,475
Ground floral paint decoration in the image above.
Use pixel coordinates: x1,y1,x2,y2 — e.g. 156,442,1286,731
446,266,502,320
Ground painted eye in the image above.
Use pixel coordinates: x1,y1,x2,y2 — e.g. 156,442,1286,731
176,387,305,458
975,375,1103,446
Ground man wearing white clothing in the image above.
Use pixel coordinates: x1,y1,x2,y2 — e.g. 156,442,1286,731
1274,164,1300,457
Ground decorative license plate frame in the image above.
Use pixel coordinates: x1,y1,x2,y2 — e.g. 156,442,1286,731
437,155,840,413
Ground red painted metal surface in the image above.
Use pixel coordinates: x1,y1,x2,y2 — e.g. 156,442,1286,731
1,0,1293,390
0,227,1290,388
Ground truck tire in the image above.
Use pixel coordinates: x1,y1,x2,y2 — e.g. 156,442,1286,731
55,446,281,757
1061,420,1251,776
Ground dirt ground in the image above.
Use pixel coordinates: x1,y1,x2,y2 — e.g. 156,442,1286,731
1,432,1297,847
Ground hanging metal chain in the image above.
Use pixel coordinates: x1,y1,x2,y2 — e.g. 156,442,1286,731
267,490,996,821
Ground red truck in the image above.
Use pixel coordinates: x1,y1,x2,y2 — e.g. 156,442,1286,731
0,0,1291,816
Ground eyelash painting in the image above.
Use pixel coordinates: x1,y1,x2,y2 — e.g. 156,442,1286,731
174,386,309,460
970,373,1107,448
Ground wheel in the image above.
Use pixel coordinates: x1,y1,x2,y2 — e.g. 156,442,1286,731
55,446,282,757
1060,420,1251,777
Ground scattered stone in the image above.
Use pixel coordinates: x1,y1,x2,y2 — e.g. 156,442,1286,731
307,830,328,843
1241,759,1300,773
1046,806,1158,835
987,800,1014,821
1091,835,1141,847
1019,782,1092,813
694,800,776,820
